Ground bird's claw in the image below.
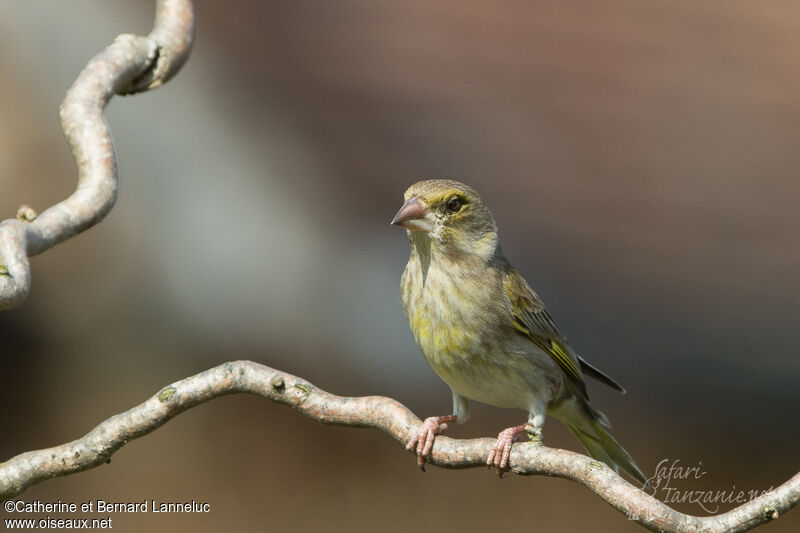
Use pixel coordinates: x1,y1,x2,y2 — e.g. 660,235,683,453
406,415,456,471
486,423,539,477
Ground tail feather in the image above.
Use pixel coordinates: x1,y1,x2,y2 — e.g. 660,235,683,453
563,408,648,486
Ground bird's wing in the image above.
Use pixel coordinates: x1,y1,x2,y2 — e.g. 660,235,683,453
502,268,586,389
578,356,625,393
503,268,627,394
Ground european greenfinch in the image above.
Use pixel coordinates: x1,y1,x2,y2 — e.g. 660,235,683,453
392,179,646,483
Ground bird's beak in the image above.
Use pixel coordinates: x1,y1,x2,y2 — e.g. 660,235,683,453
391,197,434,232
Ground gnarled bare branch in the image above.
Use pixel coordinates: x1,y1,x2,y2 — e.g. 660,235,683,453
0,0,194,310
0,361,796,533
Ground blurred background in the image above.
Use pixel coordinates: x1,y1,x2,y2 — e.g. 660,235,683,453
0,0,798,531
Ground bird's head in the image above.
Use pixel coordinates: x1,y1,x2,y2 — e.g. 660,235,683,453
391,179,498,259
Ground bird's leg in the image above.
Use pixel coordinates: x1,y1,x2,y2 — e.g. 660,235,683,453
406,392,469,471
406,415,458,470
486,423,542,477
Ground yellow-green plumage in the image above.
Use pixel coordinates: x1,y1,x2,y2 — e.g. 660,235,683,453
394,179,647,484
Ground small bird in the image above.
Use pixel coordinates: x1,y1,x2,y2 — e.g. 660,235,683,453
392,179,646,483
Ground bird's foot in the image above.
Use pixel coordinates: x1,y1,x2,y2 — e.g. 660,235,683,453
486,423,540,477
406,415,458,471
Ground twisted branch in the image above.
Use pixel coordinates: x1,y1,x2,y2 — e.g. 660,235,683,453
0,0,194,310
0,361,796,533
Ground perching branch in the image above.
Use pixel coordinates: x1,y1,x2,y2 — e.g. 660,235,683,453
0,0,194,310
0,361,796,533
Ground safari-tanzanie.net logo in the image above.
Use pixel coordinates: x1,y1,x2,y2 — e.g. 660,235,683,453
644,459,774,514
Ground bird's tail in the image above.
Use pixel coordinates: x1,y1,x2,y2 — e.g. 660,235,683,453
561,403,648,486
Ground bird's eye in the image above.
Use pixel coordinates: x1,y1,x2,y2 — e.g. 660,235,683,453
446,196,463,212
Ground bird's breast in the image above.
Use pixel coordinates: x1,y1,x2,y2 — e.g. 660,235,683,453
401,252,509,374
400,249,562,409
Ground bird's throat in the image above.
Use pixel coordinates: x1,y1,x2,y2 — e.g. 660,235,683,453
409,231,432,286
